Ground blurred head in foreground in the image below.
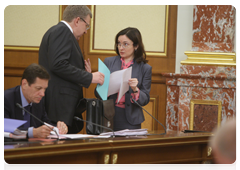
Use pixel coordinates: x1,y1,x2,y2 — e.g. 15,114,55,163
209,118,236,164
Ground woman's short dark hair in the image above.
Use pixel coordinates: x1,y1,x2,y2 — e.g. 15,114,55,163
22,63,50,86
114,27,148,63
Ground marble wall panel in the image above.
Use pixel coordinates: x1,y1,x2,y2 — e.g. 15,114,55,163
178,86,236,131
165,78,178,86
192,5,236,52
164,63,236,131
193,104,218,131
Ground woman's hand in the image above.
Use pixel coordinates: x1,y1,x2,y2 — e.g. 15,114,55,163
128,78,138,92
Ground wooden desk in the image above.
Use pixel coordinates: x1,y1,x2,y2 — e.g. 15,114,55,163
4,131,213,164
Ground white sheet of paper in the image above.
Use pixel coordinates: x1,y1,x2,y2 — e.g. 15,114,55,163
108,67,132,103
48,134,111,139
118,67,132,103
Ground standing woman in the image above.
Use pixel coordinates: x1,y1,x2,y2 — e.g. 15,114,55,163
103,27,152,131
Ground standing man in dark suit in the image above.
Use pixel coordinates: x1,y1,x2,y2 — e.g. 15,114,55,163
38,5,104,133
4,63,68,138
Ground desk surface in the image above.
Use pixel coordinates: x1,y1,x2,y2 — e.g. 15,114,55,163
4,131,213,164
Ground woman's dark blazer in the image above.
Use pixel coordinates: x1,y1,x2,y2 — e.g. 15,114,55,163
104,56,152,125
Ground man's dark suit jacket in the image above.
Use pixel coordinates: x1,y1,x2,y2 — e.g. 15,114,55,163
104,56,152,125
39,22,92,132
4,86,52,130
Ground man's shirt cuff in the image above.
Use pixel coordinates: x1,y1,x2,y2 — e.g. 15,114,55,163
28,127,34,138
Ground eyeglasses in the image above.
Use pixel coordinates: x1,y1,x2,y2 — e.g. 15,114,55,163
80,18,90,30
117,42,133,49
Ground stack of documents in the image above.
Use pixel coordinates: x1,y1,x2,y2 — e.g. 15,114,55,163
48,134,111,139
48,129,148,139
100,129,148,136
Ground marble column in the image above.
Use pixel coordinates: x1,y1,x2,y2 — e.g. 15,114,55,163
192,5,236,52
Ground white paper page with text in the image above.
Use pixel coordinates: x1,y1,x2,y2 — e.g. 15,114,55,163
108,67,132,97
117,67,132,103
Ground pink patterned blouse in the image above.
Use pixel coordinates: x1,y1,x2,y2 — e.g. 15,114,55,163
115,58,140,108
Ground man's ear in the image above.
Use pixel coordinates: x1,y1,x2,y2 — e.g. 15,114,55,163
21,79,28,89
74,17,80,26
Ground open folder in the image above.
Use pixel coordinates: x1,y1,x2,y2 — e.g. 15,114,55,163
96,58,132,102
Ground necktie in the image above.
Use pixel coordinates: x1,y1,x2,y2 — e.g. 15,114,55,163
23,105,31,128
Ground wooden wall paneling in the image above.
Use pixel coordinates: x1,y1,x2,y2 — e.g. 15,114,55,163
142,95,159,131
148,5,177,131
4,49,39,90
4,77,22,90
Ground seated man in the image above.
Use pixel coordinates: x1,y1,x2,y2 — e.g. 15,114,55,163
4,63,68,138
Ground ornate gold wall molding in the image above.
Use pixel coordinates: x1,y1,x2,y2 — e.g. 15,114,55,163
89,5,169,57
4,46,39,51
181,51,236,66
4,5,61,51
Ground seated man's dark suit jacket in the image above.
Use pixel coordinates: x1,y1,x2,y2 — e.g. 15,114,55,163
4,86,52,130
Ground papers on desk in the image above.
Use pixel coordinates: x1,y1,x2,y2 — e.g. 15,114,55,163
48,129,147,139
96,58,132,102
48,134,111,139
48,129,148,139
100,129,148,136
